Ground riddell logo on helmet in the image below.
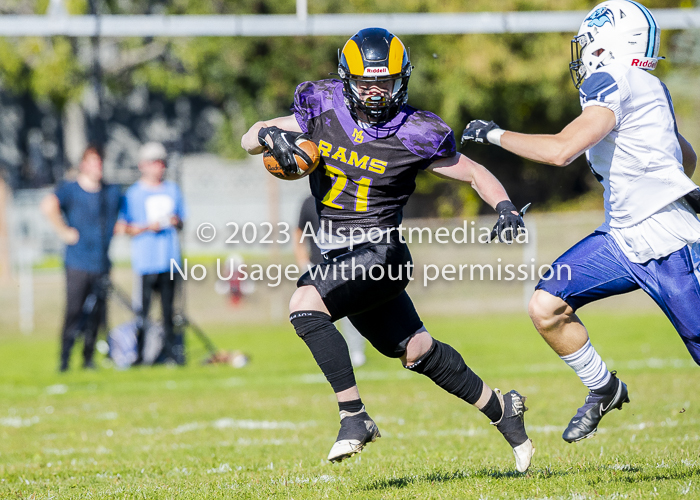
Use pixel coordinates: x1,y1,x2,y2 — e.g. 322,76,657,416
364,67,389,76
631,58,657,69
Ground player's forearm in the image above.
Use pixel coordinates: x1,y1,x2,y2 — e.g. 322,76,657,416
241,115,304,155
428,153,511,209
241,121,267,155
500,132,578,167
468,162,512,210
678,133,697,179
684,157,697,180
494,106,616,168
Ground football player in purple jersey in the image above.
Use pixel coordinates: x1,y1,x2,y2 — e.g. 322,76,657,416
242,28,533,472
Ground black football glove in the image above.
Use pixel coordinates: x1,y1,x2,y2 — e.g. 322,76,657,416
461,120,502,146
258,126,313,174
685,188,700,213
491,200,526,244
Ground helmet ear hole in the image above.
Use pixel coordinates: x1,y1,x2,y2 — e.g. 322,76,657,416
571,0,660,87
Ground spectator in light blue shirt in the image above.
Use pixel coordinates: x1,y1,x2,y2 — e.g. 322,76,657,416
115,142,186,365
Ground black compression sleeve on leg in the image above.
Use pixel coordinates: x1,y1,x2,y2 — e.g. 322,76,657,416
406,339,485,405
290,310,357,394
338,399,364,414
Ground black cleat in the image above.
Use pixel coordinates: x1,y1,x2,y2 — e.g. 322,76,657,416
492,389,535,473
327,406,380,462
563,372,629,443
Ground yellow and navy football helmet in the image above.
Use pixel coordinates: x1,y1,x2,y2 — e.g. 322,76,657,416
338,28,412,124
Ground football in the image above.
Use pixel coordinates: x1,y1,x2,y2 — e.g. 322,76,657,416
263,138,320,180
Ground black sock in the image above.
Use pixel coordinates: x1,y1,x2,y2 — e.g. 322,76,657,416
480,390,503,423
405,339,484,405
290,310,356,394
592,372,616,395
338,398,364,414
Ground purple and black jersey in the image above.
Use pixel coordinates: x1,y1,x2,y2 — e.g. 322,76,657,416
293,79,456,232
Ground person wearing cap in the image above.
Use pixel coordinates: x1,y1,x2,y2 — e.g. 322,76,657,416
42,145,122,372
115,142,187,365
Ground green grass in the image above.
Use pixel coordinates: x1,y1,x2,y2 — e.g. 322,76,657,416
1,313,699,499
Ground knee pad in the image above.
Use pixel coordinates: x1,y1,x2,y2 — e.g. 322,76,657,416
369,333,412,359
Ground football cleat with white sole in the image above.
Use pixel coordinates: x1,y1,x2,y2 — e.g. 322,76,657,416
327,406,380,462
563,372,629,443
492,389,535,473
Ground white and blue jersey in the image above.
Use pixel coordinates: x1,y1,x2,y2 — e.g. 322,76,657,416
579,61,700,263
537,61,700,365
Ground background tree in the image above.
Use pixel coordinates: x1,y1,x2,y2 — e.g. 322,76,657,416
0,0,695,215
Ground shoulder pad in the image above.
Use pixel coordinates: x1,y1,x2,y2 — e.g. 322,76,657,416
294,79,339,115
579,71,619,103
399,108,456,160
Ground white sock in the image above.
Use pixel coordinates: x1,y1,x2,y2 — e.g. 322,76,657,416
560,340,611,391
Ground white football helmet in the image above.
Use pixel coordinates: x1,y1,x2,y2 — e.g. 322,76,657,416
570,0,661,89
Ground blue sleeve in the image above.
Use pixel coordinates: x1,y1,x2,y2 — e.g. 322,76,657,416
175,184,187,221
54,182,72,212
579,71,622,125
118,188,133,223
117,194,128,222
660,81,679,135
579,72,618,103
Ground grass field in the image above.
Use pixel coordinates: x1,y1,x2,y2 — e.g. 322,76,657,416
1,312,699,499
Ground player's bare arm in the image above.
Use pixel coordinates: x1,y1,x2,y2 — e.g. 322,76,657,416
463,105,616,167
680,133,700,212
428,153,526,243
241,114,302,155
242,114,314,175
678,133,697,178
428,152,512,210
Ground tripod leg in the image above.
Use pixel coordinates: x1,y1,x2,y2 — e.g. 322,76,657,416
181,315,218,356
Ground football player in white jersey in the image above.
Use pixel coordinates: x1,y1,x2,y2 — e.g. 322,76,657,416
462,0,700,443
